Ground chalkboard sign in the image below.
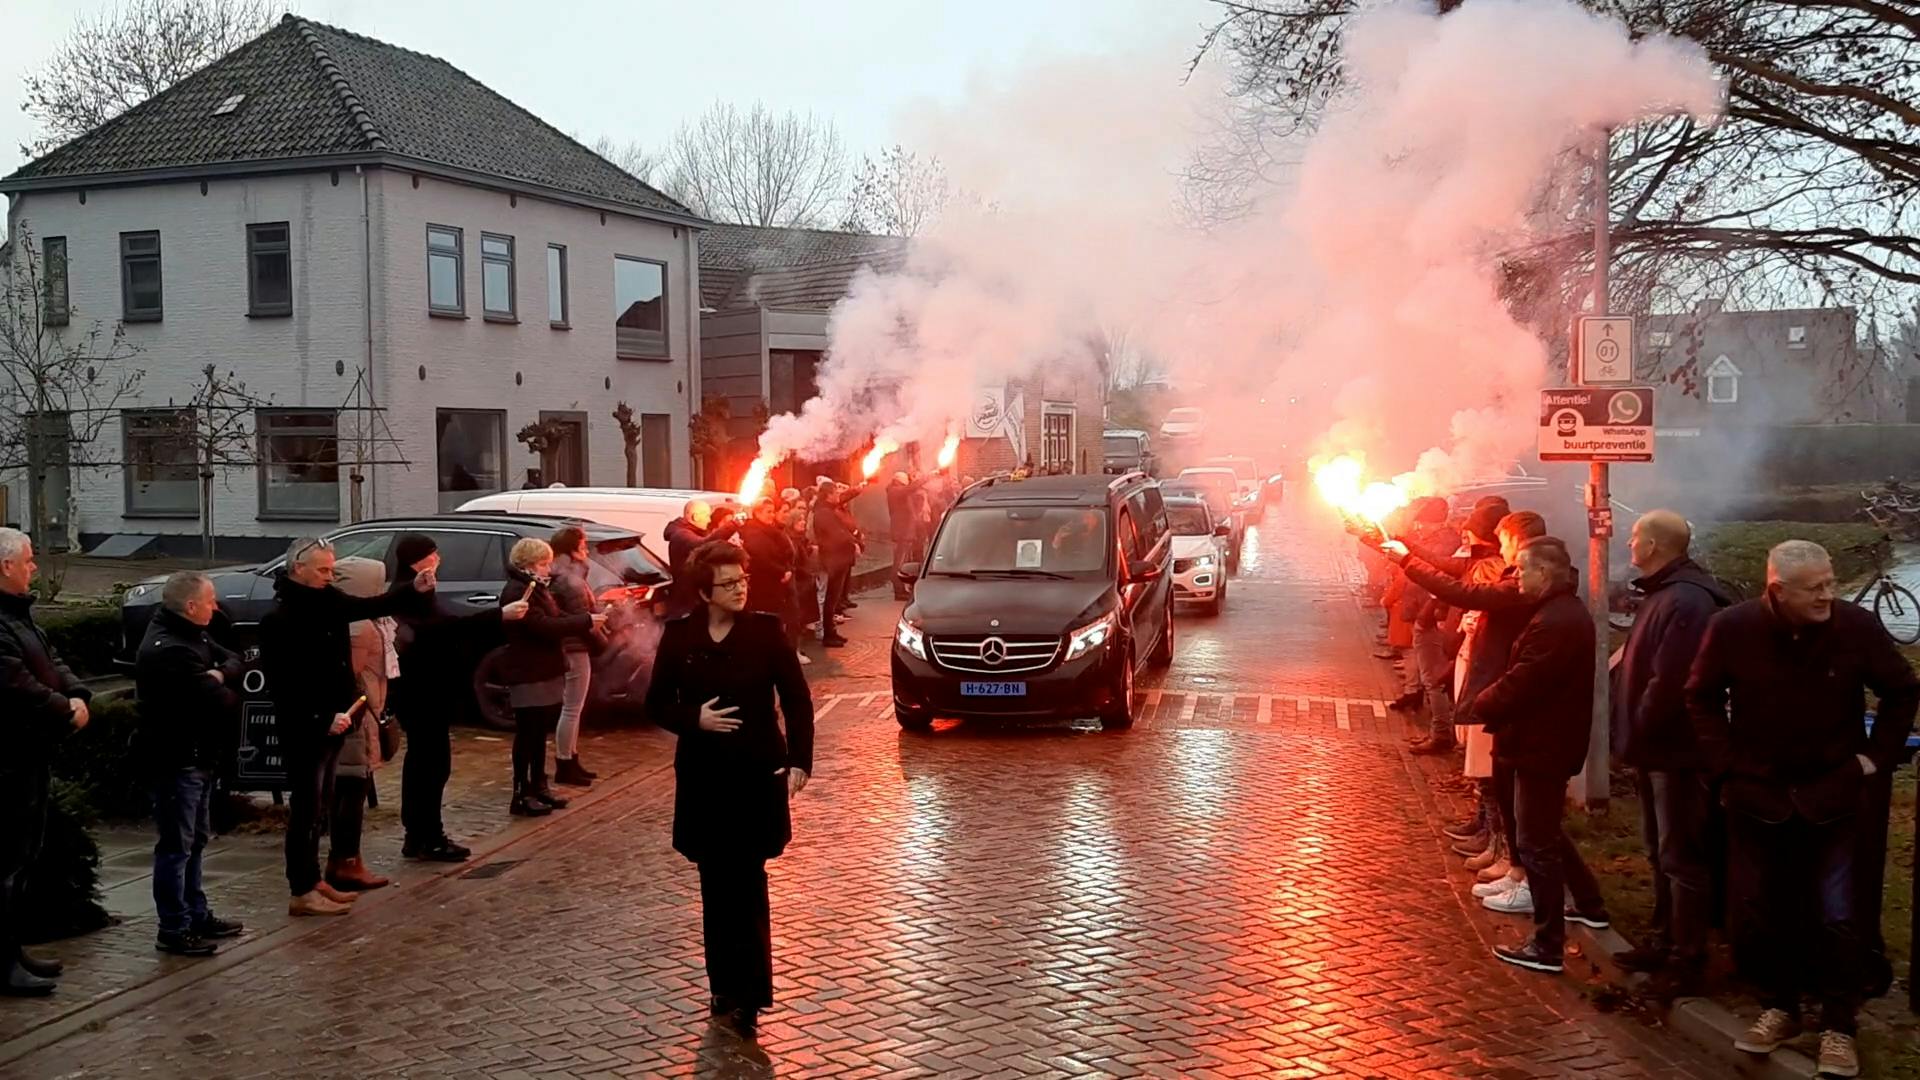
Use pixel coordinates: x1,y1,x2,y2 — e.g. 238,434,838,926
231,662,287,792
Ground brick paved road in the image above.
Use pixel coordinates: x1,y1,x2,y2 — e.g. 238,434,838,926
4,503,1722,1078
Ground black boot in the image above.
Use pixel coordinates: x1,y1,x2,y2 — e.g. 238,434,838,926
510,785,552,817
553,758,593,787
576,757,599,780
2,960,55,997
530,782,570,810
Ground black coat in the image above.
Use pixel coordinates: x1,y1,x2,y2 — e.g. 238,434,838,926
134,607,244,772
664,516,708,576
645,610,815,863
1473,585,1595,778
1686,596,1920,824
1611,559,1733,771
886,477,927,536
0,589,90,783
813,491,861,564
260,571,425,747
1400,557,1537,719
497,570,594,685
739,520,796,617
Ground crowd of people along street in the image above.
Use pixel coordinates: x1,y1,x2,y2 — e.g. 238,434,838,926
1356,501,1917,1080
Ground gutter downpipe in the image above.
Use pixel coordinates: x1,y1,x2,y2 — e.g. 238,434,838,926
359,165,376,520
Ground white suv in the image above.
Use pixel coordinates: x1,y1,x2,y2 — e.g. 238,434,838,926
1165,496,1230,614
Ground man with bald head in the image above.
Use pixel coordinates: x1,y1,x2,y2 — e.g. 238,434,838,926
1686,540,1919,1075
1609,510,1733,983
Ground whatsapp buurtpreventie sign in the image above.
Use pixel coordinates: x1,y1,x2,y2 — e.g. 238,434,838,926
1538,387,1655,463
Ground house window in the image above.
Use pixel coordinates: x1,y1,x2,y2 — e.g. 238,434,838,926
42,236,68,326
123,408,197,516
1041,403,1076,473
481,233,515,320
247,222,292,317
614,255,668,358
120,231,163,321
436,408,506,511
1705,355,1741,404
1648,331,1671,348
427,225,464,314
547,244,569,328
1787,325,1807,349
257,409,339,518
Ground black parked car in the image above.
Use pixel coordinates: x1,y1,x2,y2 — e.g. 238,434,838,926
117,513,672,722
890,472,1175,731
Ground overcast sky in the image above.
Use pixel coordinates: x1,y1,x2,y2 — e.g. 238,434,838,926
2,0,1219,179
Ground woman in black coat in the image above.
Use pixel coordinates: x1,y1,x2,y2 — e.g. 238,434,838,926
499,538,603,816
644,540,815,1039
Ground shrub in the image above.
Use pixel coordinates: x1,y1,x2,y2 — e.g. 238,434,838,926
53,692,149,820
37,602,122,681
19,778,111,944
1695,521,1886,600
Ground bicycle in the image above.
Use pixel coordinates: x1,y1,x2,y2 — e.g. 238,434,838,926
1845,541,1920,645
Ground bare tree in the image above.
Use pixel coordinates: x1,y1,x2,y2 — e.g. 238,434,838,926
0,228,143,549
587,135,665,188
170,365,270,562
660,102,849,227
844,146,951,236
20,0,275,157
1192,0,1920,339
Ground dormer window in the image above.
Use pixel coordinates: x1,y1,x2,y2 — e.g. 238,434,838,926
1649,331,1672,348
1706,355,1741,404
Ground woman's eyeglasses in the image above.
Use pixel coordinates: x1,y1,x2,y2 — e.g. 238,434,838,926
709,576,749,593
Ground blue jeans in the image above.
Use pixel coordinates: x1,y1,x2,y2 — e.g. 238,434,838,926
151,767,213,934
1727,809,1863,1033
1635,768,1717,966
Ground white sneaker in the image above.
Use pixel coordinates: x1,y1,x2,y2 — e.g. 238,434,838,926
796,650,813,666
1482,884,1533,915
1472,876,1521,899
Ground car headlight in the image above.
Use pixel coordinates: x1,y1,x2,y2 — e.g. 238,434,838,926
1065,612,1116,661
895,618,927,661
1191,554,1215,568
124,582,160,604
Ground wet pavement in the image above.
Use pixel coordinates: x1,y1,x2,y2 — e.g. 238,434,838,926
1,503,1724,1078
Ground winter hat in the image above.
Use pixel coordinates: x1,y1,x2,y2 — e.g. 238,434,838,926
334,556,387,599
1466,503,1508,545
394,532,439,571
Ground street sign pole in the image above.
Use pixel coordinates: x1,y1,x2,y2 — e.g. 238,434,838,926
1579,132,1612,812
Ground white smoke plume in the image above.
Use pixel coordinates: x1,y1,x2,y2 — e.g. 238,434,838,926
755,0,1723,491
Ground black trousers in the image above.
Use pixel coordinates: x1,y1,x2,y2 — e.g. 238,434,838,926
1512,768,1605,955
0,767,51,966
1727,809,1863,1033
330,774,368,862
698,859,773,1010
284,735,343,896
400,710,452,844
822,557,854,628
513,704,558,790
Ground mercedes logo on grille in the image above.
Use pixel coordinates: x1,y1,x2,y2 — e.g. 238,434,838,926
980,637,1008,666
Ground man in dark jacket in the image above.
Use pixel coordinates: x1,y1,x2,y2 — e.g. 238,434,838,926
260,536,433,917
739,498,798,643
1467,538,1609,974
886,472,929,600
664,500,740,619
1400,498,1462,751
813,480,864,647
0,528,91,996
1686,540,1918,1074
134,571,246,957
1610,510,1733,979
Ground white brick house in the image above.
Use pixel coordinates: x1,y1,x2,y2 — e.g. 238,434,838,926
1,15,704,557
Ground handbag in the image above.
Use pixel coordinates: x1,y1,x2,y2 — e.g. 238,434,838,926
377,710,401,763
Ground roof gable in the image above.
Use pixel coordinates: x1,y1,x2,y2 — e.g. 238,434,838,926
699,223,909,309
5,16,689,219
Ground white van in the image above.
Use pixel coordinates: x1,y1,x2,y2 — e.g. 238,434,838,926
456,487,734,553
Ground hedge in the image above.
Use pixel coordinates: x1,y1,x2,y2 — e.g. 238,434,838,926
1694,521,1887,599
36,602,122,682
54,692,149,821
19,779,112,944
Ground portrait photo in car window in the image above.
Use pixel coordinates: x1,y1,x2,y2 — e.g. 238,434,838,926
928,507,1109,574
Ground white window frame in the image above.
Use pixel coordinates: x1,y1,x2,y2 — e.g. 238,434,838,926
1787,325,1807,349
1705,355,1741,404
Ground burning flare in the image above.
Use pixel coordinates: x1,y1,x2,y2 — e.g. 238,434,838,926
1312,453,1411,525
861,438,899,480
936,432,960,470
738,457,775,504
